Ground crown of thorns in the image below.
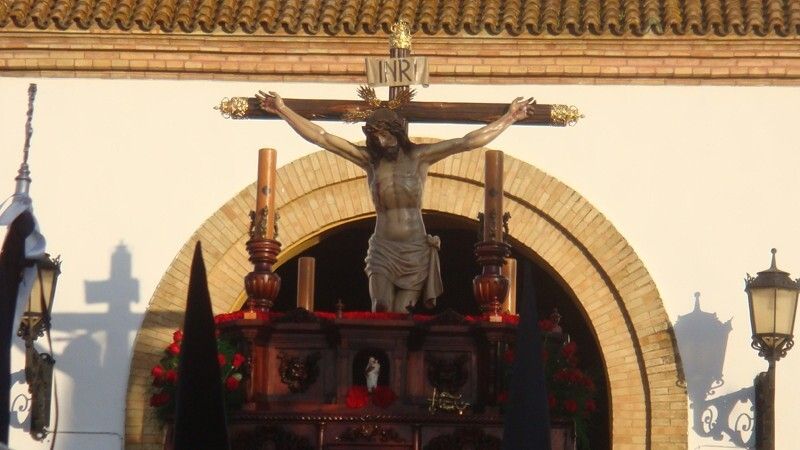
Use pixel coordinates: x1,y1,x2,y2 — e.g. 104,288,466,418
342,86,415,123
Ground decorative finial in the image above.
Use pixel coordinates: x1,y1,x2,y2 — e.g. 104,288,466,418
389,21,412,50
215,97,249,119
15,83,37,195
550,104,584,126
693,292,701,311
770,248,777,270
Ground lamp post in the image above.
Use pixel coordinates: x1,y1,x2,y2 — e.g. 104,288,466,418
8,83,62,440
17,254,60,440
745,248,800,450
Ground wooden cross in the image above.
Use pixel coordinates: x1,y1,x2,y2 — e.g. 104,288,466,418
216,23,582,127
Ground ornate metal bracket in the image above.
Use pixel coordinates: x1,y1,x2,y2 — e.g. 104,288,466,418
477,212,511,243
751,334,794,362
277,351,321,393
24,343,54,441
249,208,279,240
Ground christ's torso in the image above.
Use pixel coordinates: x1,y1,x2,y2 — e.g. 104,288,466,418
366,149,429,242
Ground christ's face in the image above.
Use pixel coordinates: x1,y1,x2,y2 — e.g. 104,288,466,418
364,122,398,151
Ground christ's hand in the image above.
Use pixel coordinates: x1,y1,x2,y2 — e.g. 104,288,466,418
256,90,285,114
508,97,536,122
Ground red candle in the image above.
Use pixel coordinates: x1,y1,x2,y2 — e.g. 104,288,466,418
483,150,504,242
256,148,277,239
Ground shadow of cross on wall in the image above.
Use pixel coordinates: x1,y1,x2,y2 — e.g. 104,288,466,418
41,242,141,448
85,241,140,311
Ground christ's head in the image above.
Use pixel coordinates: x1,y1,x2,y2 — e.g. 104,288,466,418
363,108,411,162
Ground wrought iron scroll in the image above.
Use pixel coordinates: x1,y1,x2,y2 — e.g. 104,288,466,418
692,387,755,448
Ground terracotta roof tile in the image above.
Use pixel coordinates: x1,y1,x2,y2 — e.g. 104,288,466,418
582,0,601,34
2,0,800,35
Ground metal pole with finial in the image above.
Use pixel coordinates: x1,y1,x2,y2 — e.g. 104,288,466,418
15,83,37,196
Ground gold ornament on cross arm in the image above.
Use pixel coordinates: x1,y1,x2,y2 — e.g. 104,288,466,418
550,105,584,127
390,21,412,50
342,86,416,123
215,97,249,119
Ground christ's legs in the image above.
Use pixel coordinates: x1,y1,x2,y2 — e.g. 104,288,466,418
393,289,421,313
369,273,394,312
369,274,422,313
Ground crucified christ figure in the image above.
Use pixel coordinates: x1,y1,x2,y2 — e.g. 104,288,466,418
257,90,534,313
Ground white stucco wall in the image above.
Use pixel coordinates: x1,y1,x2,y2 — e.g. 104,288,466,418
1,78,798,449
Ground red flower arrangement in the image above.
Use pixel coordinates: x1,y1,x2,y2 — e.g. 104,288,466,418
498,313,598,450
149,329,246,423
345,386,370,409
345,385,397,409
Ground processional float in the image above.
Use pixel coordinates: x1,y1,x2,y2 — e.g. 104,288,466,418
207,21,583,450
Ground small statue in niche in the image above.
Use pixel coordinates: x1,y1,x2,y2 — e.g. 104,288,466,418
365,357,381,393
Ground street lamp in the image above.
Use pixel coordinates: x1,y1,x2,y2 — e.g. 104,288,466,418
18,254,61,341
5,83,62,441
745,248,800,450
16,254,60,440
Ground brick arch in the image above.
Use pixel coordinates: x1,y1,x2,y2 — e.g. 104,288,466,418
125,147,687,449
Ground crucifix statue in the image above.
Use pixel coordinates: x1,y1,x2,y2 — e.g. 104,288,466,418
217,22,582,314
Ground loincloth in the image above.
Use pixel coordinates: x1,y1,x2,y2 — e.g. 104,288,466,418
364,234,443,301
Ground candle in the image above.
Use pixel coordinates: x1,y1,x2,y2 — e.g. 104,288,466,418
256,148,277,239
502,258,517,315
296,257,316,311
483,150,504,242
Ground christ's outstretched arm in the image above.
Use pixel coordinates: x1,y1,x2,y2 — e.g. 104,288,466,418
418,97,536,164
257,91,370,168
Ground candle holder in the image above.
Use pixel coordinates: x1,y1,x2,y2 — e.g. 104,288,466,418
244,208,281,312
335,299,344,319
473,240,511,320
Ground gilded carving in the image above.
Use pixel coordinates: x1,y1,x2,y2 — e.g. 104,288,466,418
249,208,268,239
427,388,470,414
342,86,415,123
550,104,584,126
389,21,412,50
215,96,249,119
277,351,321,393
